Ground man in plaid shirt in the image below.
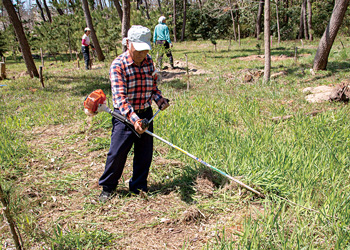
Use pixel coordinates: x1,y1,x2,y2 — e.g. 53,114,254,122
99,25,169,203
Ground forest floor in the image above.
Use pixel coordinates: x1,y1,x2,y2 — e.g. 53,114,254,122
2,38,350,249
17,119,263,249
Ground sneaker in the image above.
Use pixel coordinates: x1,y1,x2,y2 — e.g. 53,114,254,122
99,190,114,203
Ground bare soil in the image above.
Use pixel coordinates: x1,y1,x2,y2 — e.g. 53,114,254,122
158,60,209,82
7,120,264,249
303,81,350,103
234,54,311,62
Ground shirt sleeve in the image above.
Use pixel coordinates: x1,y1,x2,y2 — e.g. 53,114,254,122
82,39,89,46
110,60,140,124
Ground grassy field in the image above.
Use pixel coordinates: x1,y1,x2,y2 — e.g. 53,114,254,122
1,37,350,249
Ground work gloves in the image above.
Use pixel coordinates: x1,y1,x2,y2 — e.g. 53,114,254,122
157,98,169,111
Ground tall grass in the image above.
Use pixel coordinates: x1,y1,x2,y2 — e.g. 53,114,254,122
1,37,350,248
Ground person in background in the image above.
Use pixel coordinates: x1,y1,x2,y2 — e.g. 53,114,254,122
81,27,94,70
98,25,170,203
153,16,174,69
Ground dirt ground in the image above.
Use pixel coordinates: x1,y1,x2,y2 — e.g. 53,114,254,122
234,54,311,62
156,60,209,82
5,120,265,249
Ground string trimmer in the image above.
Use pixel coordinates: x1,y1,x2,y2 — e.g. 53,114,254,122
84,89,265,198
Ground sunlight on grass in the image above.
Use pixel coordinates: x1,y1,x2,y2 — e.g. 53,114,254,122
1,38,349,249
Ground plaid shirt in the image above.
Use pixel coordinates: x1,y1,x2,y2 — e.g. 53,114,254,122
110,51,162,124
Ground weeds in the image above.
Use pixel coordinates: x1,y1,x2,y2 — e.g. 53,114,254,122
1,38,350,249
50,225,115,250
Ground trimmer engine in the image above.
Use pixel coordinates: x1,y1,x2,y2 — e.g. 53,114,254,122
83,89,106,116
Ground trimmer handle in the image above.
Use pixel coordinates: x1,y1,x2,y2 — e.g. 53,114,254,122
160,98,170,110
141,118,149,130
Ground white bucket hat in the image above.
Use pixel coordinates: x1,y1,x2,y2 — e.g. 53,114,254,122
158,16,166,23
84,27,91,32
127,25,152,51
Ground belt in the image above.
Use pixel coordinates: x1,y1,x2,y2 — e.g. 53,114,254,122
135,107,150,114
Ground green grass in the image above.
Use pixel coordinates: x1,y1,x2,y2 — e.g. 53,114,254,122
50,225,116,249
1,37,350,249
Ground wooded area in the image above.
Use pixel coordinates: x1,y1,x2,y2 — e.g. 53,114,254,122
0,0,349,80
1,0,350,249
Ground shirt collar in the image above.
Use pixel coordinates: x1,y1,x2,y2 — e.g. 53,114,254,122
125,50,149,66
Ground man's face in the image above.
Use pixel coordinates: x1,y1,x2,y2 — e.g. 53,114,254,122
128,42,149,65
86,31,91,36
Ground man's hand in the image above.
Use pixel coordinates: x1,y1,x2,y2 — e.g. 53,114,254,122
135,119,147,134
170,43,173,48
157,98,170,111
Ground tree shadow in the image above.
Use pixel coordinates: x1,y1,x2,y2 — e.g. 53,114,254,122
327,61,350,73
42,74,111,97
161,78,188,90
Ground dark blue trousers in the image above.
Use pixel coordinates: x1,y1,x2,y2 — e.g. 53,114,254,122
156,40,174,67
99,108,153,193
82,46,90,69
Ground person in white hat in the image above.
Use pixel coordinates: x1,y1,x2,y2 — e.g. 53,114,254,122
153,16,174,69
81,27,94,70
98,25,170,203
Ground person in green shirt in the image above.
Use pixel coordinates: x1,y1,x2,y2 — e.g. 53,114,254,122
153,16,174,69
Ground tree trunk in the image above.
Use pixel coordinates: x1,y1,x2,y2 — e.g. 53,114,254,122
16,0,22,21
256,0,264,40
302,0,308,40
52,0,64,15
81,0,105,61
90,0,95,10
264,0,270,83
0,184,22,250
198,0,202,10
35,0,46,22
173,0,177,42
228,0,237,41
275,0,280,45
3,0,38,77
67,20,73,61
157,0,162,14
144,0,150,19
298,2,303,39
307,0,313,40
68,0,76,12
42,0,52,22
136,0,141,10
97,0,103,10
313,0,350,70
101,0,106,9
112,0,123,22
236,2,241,46
1,6,7,29
122,0,130,52
283,0,288,24
181,0,186,41
238,21,241,46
